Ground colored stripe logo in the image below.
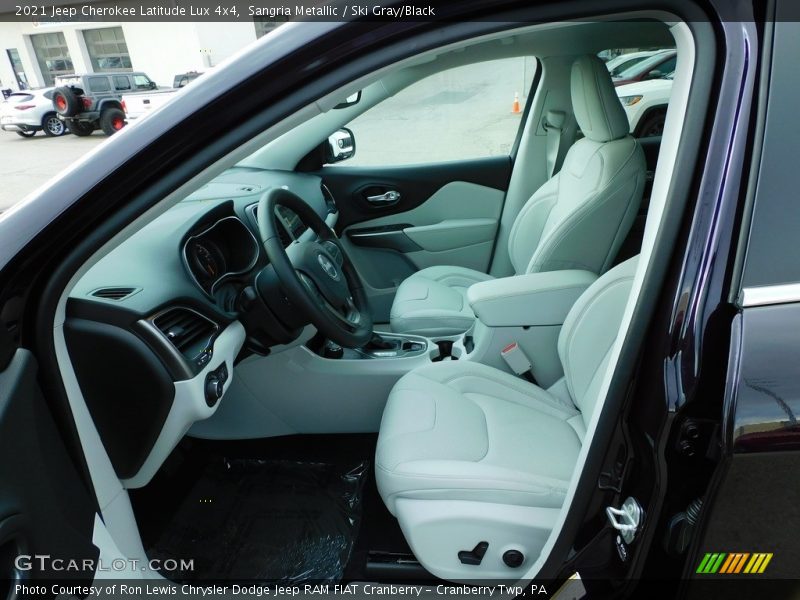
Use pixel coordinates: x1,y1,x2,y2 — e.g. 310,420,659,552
696,552,773,574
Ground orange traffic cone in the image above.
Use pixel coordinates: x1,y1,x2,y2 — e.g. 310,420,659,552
511,92,521,114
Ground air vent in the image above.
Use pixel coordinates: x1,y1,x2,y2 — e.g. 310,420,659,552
275,216,293,247
321,184,338,215
246,203,293,248
152,307,218,366
91,287,139,301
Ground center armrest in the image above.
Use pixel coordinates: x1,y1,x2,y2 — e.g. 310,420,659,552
466,270,598,327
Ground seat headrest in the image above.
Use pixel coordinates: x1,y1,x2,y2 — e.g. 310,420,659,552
571,55,630,142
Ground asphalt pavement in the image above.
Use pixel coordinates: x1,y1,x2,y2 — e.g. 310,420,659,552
0,129,107,212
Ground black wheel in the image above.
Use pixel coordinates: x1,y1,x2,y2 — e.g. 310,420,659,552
66,120,95,137
52,86,81,117
15,130,36,138
636,111,666,138
99,108,126,136
41,113,66,137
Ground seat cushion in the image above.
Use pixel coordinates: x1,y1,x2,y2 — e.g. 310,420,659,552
389,266,493,336
376,361,583,514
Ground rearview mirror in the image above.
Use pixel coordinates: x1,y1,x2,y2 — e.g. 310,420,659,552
326,128,356,163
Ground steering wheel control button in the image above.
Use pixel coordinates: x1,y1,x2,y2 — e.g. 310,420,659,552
503,549,525,568
458,541,489,566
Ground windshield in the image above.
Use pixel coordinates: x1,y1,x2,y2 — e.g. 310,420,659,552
614,51,674,80
609,56,649,77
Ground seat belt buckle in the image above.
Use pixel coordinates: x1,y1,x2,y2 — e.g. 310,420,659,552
501,342,534,380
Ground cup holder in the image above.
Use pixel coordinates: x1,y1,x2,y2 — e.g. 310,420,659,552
432,340,457,362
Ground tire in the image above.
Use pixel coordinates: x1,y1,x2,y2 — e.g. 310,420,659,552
99,108,126,136
41,113,66,137
67,120,95,137
52,86,81,117
15,130,36,138
636,111,666,138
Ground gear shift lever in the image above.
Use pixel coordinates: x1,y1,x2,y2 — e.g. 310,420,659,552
365,333,400,351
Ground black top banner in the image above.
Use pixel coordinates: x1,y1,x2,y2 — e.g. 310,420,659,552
1,0,798,22
2,0,445,22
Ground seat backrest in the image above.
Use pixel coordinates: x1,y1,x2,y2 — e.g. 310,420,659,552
507,55,646,276
557,255,638,429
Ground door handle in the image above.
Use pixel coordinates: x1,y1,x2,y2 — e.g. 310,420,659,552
366,190,401,205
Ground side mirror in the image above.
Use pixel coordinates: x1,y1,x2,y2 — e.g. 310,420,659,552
326,128,356,163
149,81,157,90
646,69,662,80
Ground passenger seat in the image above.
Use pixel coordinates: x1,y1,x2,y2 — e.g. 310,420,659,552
389,55,646,336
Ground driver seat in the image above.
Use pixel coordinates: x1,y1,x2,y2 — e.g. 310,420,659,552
389,55,645,336
375,256,638,580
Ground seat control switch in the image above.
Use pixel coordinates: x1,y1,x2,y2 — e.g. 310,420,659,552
458,541,489,565
503,549,525,568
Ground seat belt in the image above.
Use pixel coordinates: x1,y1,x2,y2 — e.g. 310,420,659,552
544,109,575,178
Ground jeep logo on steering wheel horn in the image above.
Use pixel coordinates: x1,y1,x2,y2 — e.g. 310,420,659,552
317,253,340,280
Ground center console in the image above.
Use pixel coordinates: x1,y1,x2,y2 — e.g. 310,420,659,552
191,270,597,440
451,269,598,387
318,332,430,360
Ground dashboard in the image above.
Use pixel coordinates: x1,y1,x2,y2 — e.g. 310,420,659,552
64,167,338,486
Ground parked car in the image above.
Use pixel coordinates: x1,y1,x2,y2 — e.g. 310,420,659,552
51,71,157,136
0,3,794,598
121,89,177,123
612,48,677,86
122,71,207,123
173,71,205,88
617,72,673,137
0,87,66,138
603,49,662,77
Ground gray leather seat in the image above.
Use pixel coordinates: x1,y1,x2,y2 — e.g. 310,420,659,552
376,256,638,578
390,55,645,336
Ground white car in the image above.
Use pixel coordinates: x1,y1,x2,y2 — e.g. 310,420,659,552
616,73,673,137
0,88,67,138
604,49,662,77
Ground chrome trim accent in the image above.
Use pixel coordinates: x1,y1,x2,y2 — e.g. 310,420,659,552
741,283,800,308
181,215,260,299
321,183,338,215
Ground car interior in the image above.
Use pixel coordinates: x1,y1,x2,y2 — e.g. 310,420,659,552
53,15,696,587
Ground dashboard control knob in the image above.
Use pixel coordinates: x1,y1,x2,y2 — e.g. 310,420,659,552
205,375,224,406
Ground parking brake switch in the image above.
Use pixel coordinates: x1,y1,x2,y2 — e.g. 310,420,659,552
501,343,536,384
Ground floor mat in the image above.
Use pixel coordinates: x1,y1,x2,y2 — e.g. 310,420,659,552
148,458,368,583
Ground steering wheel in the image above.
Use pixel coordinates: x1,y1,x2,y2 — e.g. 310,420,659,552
256,187,373,348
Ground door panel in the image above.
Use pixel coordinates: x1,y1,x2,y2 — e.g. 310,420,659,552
0,347,98,587
321,155,511,229
320,157,511,321
686,308,800,598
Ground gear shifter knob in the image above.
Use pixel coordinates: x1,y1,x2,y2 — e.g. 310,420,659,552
323,339,344,359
